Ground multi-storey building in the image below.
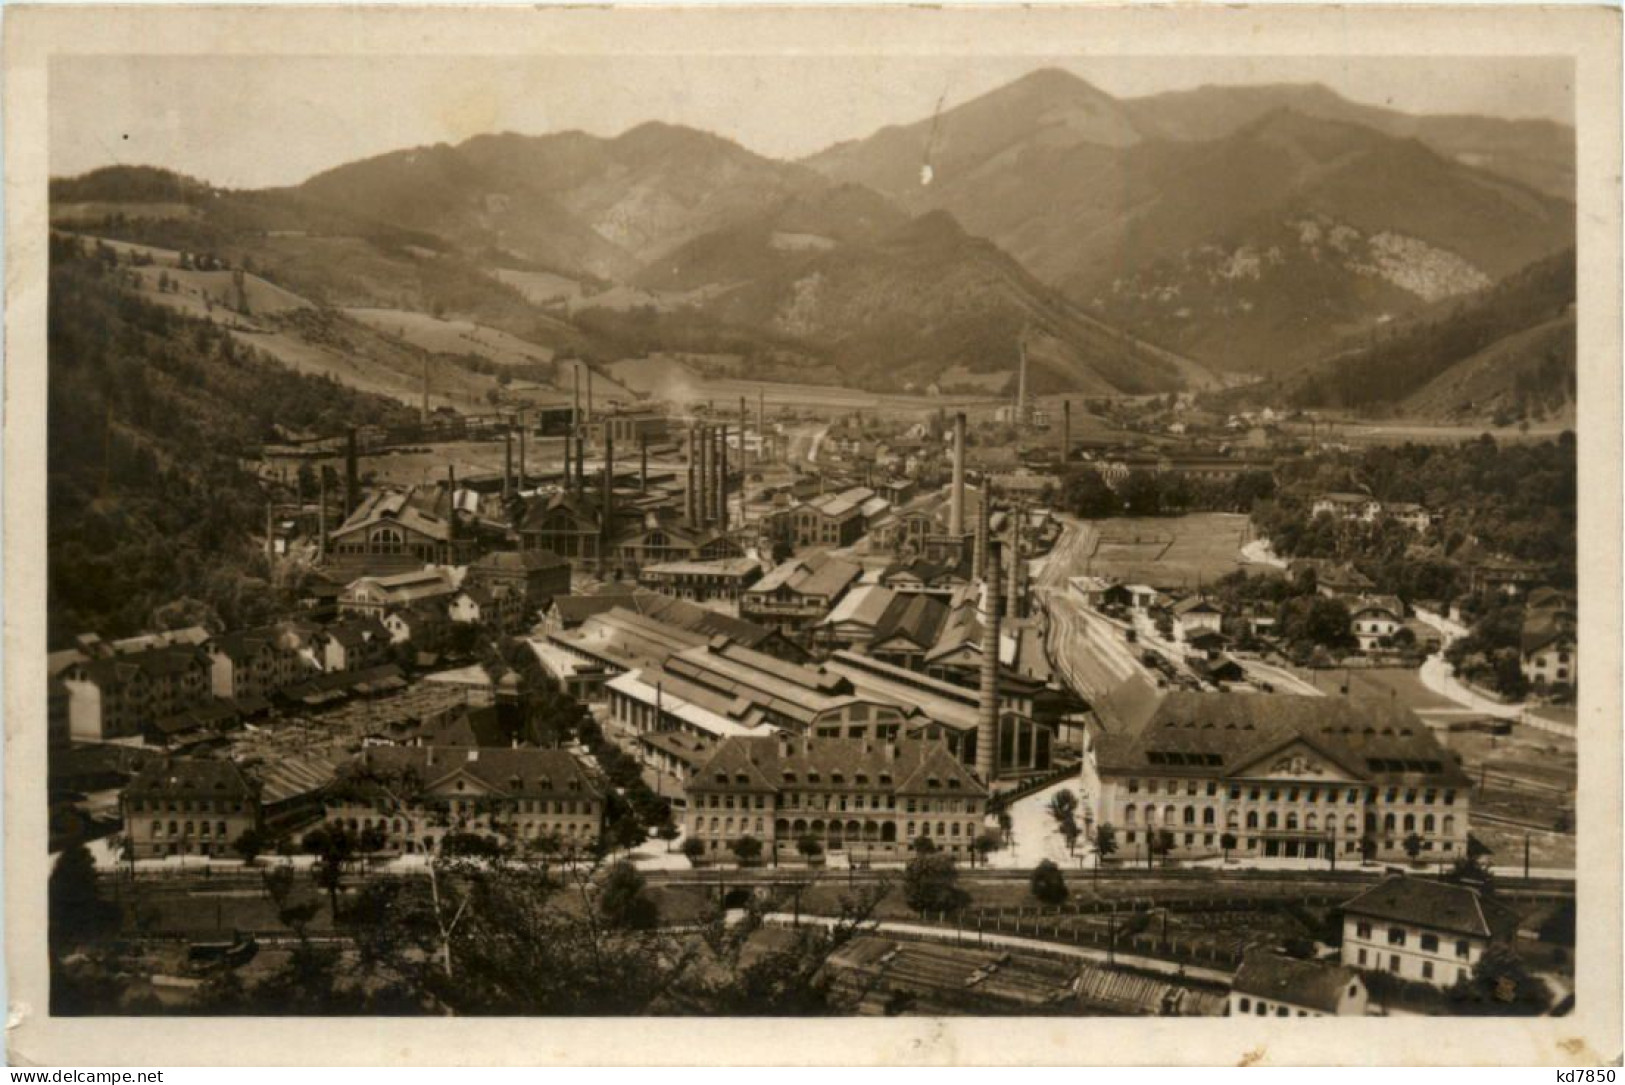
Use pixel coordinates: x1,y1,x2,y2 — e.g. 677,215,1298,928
208,626,312,707
61,644,214,742
740,552,862,636
637,557,762,603
323,745,603,856
1093,693,1472,864
683,735,987,862
121,757,260,859
466,549,572,611
1339,876,1516,988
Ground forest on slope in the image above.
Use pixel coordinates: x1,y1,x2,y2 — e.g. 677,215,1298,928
46,235,416,646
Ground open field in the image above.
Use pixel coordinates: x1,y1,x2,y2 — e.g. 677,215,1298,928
343,307,564,367
1285,665,1462,714
1279,416,1573,448
608,354,1004,416
1071,513,1253,589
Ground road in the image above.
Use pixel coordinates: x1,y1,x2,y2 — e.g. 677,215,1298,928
1035,516,1149,703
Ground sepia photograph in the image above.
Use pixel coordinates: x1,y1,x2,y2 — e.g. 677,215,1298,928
3,2,1620,1067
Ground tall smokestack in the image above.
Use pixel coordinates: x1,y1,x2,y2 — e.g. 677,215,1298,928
740,396,749,467
1007,501,1024,620
976,544,1002,784
586,368,594,423
421,355,430,424
572,364,581,430
1062,400,1071,464
516,412,526,491
639,432,649,495
317,465,328,561
758,390,767,465
503,426,514,500
685,423,698,526
1016,338,1028,427
446,466,459,543
563,430,573,491
717,425,729,530
696,425,710,528
345,428,359,515
950,412,967,535
600,431,614,575
973,478,991,580
574,432,586,497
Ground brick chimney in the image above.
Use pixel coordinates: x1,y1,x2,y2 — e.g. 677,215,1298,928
599,431,614,575
976,537,1002,785
950,411,966,536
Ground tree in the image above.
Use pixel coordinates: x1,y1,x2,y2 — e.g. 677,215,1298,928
729,835,764,867
233,827,267,866
1093,823,1118,876
903,853,967,917
303,824,358,916
1120,470,1161,516
597,860,659,930
656,823,681,853
796,835,824,864
608,812,646,857
1047,789,1080,855
1403,832,1425,863
972,832,1000,869
910,835,939,856
1449,944,1552,1016
681,837,707,867
49,842,115,952
1030,860,1068,906
1360,835,1379,864
1219,832,1238,864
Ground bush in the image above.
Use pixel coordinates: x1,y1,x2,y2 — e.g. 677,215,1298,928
1030,860,1068,906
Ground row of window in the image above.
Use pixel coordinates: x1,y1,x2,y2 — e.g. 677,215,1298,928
1353,923,1472,958
130,799,248,814
1235,998,1317,1018
1123,781,1457,806
147,820,235,838
1120,805,1458,836
1353,947,1465,983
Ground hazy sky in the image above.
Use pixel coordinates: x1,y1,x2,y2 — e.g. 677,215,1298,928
51,54,1574,189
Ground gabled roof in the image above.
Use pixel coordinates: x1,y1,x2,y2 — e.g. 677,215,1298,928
346,745,600,801
1340,876,1517,939
1231,951,1360,1013
331,489,454,543
871,592,949,650
690,736,985,798
127,757,257,800
1350,595,1405,619
1171,596,1221,617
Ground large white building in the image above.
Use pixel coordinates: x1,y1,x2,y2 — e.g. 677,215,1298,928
1092,693,1472,864
1229,951,1369,1018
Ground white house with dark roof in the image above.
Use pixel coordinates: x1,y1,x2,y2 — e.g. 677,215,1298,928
1229,951,1369,1018
1339,876,1518,987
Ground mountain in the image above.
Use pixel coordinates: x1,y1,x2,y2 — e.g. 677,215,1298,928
1283,247,1575,420
642,204,1198,395
1125,82,1575,200
805,70,1575,373
296,124,824,281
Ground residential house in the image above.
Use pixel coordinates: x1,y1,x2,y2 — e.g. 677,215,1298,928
1229,951,1369,1018
1311,493,1383,523
1521,591,1577,689
61,644,214,743
1170,597,1224,643
310,618,392,673
208,626,309,709
1340,876,1518,988
1350,596,1406,653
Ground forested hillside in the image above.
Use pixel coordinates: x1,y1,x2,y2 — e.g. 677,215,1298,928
46,235,416,645
1286,248,1575,414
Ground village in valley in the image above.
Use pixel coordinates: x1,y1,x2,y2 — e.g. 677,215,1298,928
43,58,1580,1021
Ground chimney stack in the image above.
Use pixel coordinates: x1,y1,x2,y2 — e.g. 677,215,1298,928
639,432,649,495
758,390,767,464
976,543,1002,784
716,425,729,530
1007,501,1024,620
572,364,581,430
517,412,527,491
740,395,749,466
317,463,328,560
421,355,430,424
563,429,573,490
344,428,359,515
973,478,991,580
949,412,967,536
1016,338,1028,427
586,367,594,423
574,431,586,496
696,424,710,527
503,426,514,500
1062,399,1071,464
599,431,614,575
685,423,698,526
